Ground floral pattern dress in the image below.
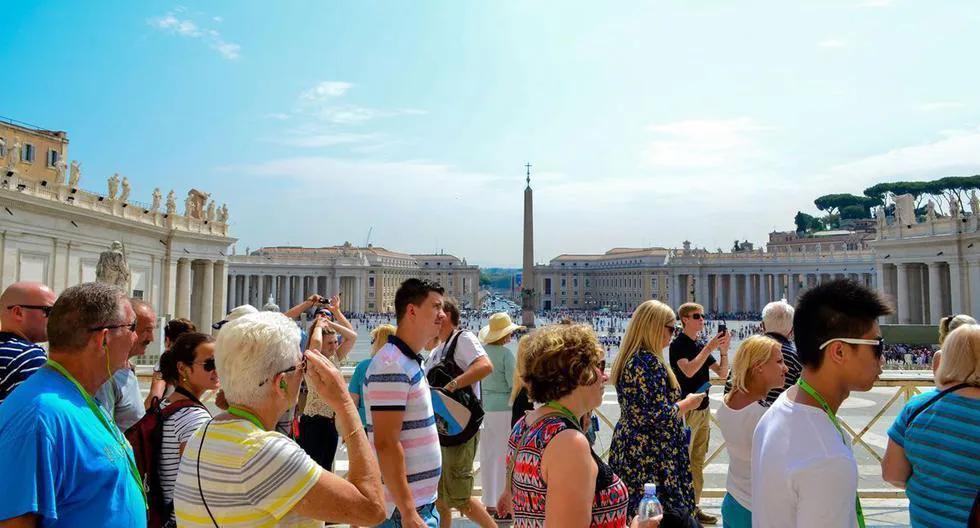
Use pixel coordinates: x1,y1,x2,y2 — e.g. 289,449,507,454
609,348,697,522
508,415,629,527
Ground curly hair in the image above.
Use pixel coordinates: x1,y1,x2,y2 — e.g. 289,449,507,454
522,324,603,403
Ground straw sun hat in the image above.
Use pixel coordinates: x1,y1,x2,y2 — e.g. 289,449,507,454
479,312,526,344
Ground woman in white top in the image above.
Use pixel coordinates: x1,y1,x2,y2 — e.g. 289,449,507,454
716,335,787,528
157,332,219,527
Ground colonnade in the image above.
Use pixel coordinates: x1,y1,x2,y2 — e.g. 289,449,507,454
670,271,876,313
878,260,980,324
226,272,363,313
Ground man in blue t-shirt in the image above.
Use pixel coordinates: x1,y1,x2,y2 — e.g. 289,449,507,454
0,281,57,404
0,282,147,527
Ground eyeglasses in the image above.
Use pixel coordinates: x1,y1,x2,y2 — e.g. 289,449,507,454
89,321,138,333
690,313,706,320
258,358,308,387
819,337,884,358
195,358,217,372
7,305,53,317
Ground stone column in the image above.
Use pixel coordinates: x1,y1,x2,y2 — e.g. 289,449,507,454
969,260,980,316
242,274,251,307
212,260,228,324
176,258,192,319
788,273,800,304
162,257,178,318
896,263,911,324
743,274,753,313
949,262,964,314
758,274,768,311
283,275,292,310
714,274,723,312
332,275,341,297
908,264,924,324
199,260,215,331
928,262,944,325
257,274,265,307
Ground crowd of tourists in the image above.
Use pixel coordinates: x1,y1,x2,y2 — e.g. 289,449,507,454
0,277,978,527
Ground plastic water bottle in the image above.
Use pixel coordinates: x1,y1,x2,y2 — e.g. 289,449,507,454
637,483,664,522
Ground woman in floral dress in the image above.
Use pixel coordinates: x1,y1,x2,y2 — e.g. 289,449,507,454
610,300,706,527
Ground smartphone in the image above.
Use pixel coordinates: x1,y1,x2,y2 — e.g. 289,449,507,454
718,322,727,334
695,381,712,394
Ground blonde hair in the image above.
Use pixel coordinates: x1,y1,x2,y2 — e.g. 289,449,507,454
936,324,980,387
511,335,531,404
370,324,397,356
939,314,977,346
726,335,781,402
612,300,678,389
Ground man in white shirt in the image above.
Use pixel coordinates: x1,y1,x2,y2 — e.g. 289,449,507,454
752,279,891,528
425,298,495,528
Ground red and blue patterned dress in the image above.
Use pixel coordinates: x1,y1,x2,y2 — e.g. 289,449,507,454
507,414,630,528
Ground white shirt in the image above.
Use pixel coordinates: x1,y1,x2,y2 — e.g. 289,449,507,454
751,391,858,528
716,399,768,509
425,330,488,398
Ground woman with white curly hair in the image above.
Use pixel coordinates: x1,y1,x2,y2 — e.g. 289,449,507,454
174,311,385,527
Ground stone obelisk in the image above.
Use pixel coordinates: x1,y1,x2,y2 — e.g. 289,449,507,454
521,163,536,327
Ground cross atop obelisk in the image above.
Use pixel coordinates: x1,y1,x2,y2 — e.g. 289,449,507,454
521,162,536,327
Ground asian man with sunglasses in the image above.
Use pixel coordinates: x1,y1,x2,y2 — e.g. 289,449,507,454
752,279,891,528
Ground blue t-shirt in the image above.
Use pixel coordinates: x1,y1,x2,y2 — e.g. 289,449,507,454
348,358,371,426
0,367,147,527
887,388,980,527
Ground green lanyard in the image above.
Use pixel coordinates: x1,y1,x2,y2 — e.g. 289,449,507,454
797,378,866,528
543,401,582,431
45,360,147,509
228,406,265,429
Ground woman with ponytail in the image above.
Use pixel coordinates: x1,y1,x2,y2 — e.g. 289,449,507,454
157,332,218,527
609,300,705,527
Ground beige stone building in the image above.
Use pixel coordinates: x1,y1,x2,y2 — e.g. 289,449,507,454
227,245,480,313
533,248,672,311
1,118,70,184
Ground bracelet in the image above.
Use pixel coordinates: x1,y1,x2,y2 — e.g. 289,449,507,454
342,426,363,444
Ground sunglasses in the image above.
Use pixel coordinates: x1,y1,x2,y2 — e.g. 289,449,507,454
597,360,606,371
7,304,53,317
689,313,706,320
89,320,138,333
258,358,308,387
195,358,217,372
819,337,884,359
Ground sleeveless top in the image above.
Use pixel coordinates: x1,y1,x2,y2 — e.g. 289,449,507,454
508,414,630,527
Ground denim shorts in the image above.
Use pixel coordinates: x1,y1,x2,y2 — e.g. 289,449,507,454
376,502,440,528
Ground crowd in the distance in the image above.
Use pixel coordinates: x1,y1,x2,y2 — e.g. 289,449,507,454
0,277,977,527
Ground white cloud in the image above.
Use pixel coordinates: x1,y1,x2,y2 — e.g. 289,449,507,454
818,38,847,48
264,112,292,121
301,81,354,101
642,118,774,169
271,132,379,148
859,0,893,7
150,11,241,60
828,126,980,183
920,101,966,111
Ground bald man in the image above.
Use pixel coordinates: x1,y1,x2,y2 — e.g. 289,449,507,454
0,281,57,404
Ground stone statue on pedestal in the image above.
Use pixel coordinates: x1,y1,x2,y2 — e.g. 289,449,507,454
184,189,210,219
926,200,937,222
96,241,130,289
151,188,162,212
166,190,176,215
69,161,81,188
206,200,216,221
951,196,961,219
894,194,916,226
971,191,980,216
875,206,886,231
107,173,120,200
55,160,67,184
7,141,20,169
120,177,131,203
218,203,229,223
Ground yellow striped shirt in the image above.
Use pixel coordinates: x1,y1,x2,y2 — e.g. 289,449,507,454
174,417,322,527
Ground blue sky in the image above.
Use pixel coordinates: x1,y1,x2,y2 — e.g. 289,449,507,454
4,1,980,266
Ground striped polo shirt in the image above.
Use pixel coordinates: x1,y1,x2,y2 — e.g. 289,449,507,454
888,389,980,527
0,332,47,405
365,335,441,514
173,418,322,527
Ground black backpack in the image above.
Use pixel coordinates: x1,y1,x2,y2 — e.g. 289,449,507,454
426,330,484,446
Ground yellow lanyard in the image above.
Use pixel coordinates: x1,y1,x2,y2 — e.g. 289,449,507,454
797,378,865,528
45,360,147,509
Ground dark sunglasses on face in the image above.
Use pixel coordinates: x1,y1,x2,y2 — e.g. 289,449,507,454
690,313,705,320
7,304,53,317
258,358,308,387
195,358,217,372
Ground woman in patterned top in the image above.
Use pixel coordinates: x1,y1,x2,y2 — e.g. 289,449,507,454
157,332,218,528
609,300,706,527
498,324,654,527
173,311,385,527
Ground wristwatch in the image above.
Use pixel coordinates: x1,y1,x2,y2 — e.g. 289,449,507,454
446,379,459,391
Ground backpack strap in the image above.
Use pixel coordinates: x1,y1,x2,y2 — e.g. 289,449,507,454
908,382,971,425
441,330,464,366
196,419,220,528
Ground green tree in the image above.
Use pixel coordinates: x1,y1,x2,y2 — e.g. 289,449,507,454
840,204,868,220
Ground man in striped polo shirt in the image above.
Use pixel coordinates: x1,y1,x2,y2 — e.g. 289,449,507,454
366,279,446,527
0,281,56,405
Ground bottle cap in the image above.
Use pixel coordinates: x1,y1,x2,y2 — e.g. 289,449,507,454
644,483,657,495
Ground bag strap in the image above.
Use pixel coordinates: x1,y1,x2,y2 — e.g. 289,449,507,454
196,419,220,528
908,382,971,426
441,330,464,365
